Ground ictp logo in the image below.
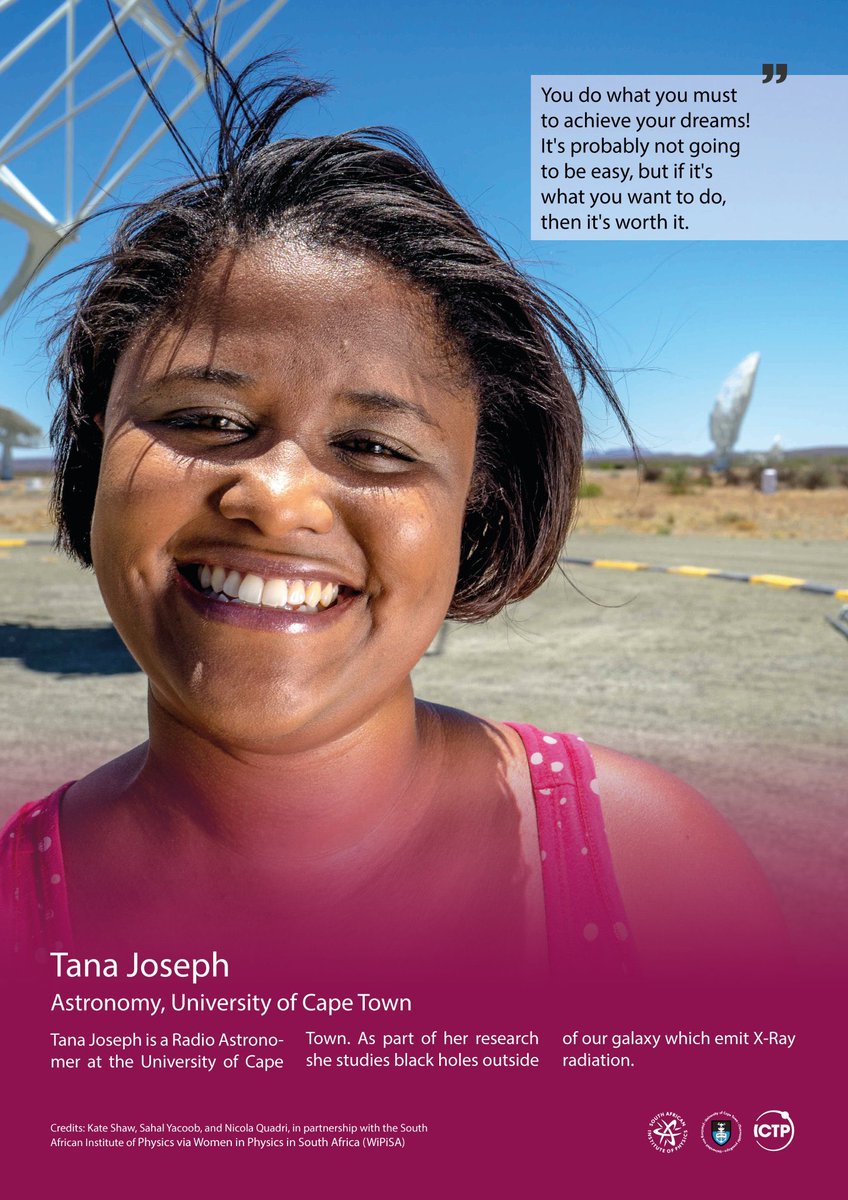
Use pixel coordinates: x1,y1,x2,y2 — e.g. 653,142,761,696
753,1111,794,1151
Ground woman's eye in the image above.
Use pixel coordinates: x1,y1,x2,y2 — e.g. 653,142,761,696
338,437,414,462
162,412,248,434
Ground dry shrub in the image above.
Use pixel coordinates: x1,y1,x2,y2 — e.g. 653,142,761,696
798,463,834,490
663,464,691,494
639,462,663,483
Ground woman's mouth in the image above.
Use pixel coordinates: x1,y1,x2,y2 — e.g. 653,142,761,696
178,563,347,613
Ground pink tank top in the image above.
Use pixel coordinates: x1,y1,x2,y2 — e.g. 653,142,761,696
0,725,636,978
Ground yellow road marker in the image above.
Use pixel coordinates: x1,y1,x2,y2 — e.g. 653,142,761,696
592,559,646,571
749,574,807,589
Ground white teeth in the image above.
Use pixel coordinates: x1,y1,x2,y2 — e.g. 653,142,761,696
261,578,288,608
238,573,264,606
196,563,343,612
223,570,242,597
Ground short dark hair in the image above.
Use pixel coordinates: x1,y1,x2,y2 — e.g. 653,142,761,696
49,39,630,621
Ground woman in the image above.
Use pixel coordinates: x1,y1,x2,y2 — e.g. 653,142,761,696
0,61,785,983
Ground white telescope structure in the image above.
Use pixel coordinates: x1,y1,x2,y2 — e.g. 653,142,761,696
0,0,290,316
709,351,761,471
0,404,42,479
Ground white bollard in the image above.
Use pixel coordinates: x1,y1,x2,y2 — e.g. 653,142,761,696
761,468,778,494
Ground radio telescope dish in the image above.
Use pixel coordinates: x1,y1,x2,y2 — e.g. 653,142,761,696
709,351,761,471
0,0,290,316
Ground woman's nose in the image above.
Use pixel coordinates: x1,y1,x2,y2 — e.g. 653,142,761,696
216,442,334,537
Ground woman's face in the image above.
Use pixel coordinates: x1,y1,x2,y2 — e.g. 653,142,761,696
91,241,478,751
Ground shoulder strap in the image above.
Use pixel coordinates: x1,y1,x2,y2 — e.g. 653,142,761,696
505,723,637,981
0,787,75,964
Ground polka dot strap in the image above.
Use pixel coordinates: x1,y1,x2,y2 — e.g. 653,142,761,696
505,724,638,981
0,786,75,963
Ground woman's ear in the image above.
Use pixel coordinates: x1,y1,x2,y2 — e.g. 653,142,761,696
92,411,105,433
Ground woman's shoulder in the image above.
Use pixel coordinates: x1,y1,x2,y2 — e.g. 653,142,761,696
589,742,727,829
586,742,790,976
0,788,70,856
587,741,761,875
462,718,790,978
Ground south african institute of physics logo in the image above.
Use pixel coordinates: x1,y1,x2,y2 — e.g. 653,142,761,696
647,1111,688,1153
700,1111,742,1153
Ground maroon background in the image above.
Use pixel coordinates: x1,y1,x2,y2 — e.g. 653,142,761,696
2,952,841,1197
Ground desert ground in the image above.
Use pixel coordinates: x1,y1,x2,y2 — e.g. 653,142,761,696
576,467,848,540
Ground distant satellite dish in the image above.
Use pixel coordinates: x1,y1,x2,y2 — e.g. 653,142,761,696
0,403,42,479
709,351,760,471
0,0,290,316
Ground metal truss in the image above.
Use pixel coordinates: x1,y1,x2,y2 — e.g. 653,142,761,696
0,0,290,315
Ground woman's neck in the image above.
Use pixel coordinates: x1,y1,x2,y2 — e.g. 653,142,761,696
126,681,446,871
59,694,539,971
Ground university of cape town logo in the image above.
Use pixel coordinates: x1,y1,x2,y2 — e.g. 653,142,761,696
700,1111,741,1153
647,1111,688,1153
712,1119,731,1146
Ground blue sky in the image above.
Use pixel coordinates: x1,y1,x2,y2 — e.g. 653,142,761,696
1,0,845,456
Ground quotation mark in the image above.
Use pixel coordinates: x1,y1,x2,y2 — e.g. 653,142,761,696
762,63,788,83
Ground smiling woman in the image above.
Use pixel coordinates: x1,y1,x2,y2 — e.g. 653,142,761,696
90,243,478,754
0,33,786,985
